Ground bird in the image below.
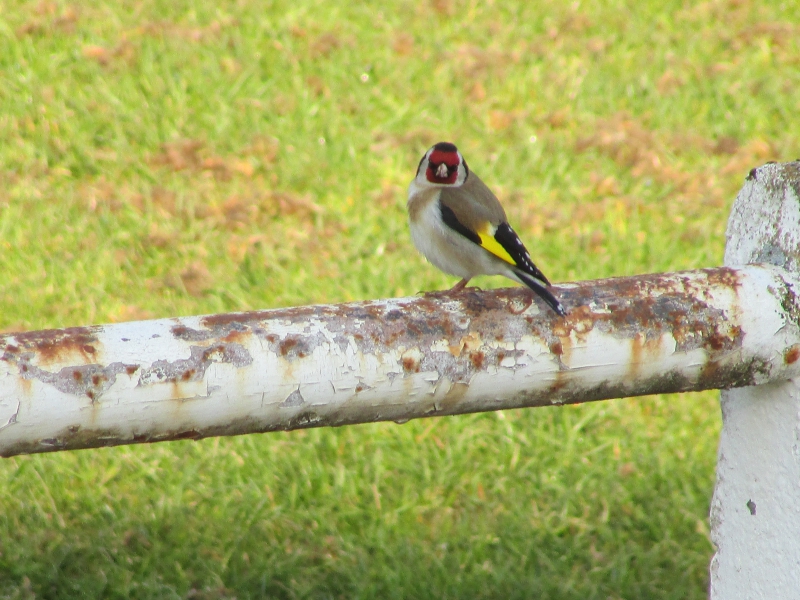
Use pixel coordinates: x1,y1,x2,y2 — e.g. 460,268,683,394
407,141,566,317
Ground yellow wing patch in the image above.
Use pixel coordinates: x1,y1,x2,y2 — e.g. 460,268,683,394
477,225,516,265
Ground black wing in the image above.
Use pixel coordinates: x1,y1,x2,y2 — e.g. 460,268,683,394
493,222,552,286
440,203,481,245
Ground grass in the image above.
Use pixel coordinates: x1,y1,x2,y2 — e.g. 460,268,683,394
0,0,797,597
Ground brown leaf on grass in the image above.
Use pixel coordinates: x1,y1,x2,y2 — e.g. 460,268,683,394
546,11,593,41
222,196,257,229
113,40,137,65
451,44,516,79
656,69,686,95
709,62,734,75
152,138,274,178
736,22,798,48
243,136,280,165
591,174,620,196
55,6,79,29
151,140,205,171
226,234,267,263
140,19,235,43
543,108,571,129
575,113,687,186
205,189,320,229
151,186,177,213
128,193,145,213
488,110,517,131
180,262,213,297
231,160,255,177
145,225,178,249
201,156,230,180
309,32,342,59
271,93,297,116
711,136,740,156
585,37,607,54
393,32,414,56
306,75,331,99
720,139,777,175
83,178,124,212
588,230,607,253
431,0,454,16
35,1,59,15
81,39,137,67
269,192,322,218
575,113,776,209
17,4,78,36
82,45,110,65
468,81,487,101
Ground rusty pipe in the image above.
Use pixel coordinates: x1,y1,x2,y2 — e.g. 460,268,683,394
1,264,799,457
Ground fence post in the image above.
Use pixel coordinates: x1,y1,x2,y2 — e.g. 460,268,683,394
710,161,800,597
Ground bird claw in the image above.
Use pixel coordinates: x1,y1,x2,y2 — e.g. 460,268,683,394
421,285,482,298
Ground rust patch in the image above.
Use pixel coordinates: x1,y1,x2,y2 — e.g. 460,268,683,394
199,310,278,330
549,268,744,355
279,337,299,356
11,358,138,403
628,332,668,381
785,345,800,365
703,266,742,290
507,295,533,315
402,355,420,373
1,326,101,364
138,342,252,386
470,351,485,370
629,333,644,380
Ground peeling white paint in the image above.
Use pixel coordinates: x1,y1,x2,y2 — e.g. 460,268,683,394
0,262,799,458
0,399,19,432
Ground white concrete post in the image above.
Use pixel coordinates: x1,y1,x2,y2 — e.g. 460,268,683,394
710,161,800,598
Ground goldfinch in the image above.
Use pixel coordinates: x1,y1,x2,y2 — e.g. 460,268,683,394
407,142,566,317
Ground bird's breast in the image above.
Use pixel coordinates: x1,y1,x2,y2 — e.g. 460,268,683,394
407,186,442,224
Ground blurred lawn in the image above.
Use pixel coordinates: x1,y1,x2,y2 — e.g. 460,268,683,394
0,0,797,597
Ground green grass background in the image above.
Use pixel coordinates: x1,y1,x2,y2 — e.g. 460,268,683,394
0,0,797,597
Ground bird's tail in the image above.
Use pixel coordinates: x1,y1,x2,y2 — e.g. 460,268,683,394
514,269,567,317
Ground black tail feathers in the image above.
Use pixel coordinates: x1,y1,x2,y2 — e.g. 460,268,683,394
515,270,567,317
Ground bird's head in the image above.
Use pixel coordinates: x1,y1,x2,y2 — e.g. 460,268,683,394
414,142,469,188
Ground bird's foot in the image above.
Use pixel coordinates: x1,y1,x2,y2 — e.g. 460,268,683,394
421,279,482,298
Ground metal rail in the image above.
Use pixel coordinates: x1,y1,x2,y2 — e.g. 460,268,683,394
1,263,798,457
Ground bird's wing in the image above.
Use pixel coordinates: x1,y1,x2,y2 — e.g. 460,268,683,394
439,174,551,285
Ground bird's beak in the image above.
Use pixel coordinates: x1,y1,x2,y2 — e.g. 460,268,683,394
435,163,449,178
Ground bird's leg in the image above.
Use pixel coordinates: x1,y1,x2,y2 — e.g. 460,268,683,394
448,278,470,293
423,278,474,298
